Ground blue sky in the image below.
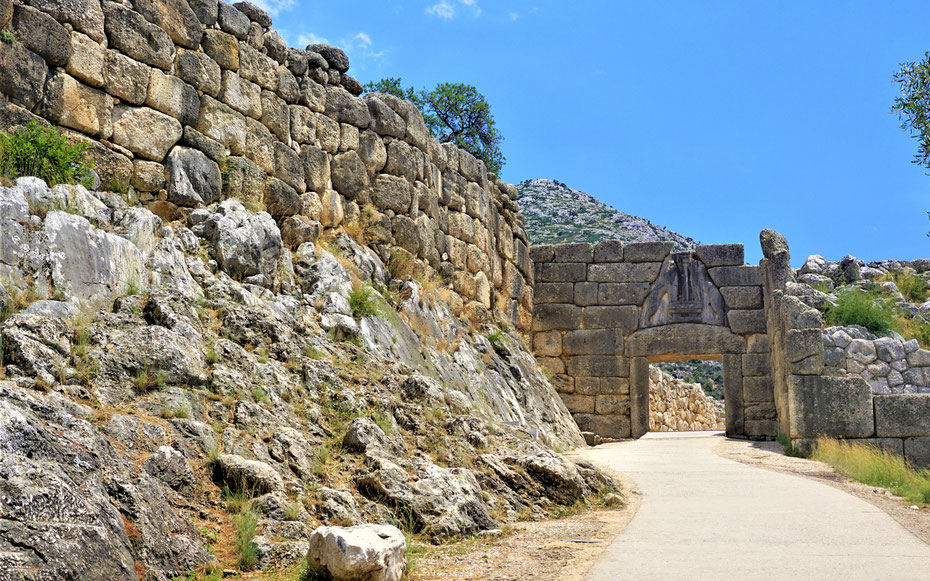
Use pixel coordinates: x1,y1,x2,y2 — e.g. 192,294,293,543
260,0,930,266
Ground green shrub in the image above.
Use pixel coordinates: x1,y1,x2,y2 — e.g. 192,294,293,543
348,284,381,318
822,288,895,335
233,508,259,571
0,122,95,188
813,437,930,505
885,270,929,304
776,433,808,458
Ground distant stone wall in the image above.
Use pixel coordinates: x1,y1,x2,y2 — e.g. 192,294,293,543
0,0,532,328
530,240,774,440
649,366,725,432
822,327,930,394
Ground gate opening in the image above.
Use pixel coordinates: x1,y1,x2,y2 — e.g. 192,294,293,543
649,360,725,432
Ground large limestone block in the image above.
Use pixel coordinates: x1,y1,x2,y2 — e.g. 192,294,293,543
190,0,218,26
331,151,369,200
326,85,370,128
217,0,249,38
42,72,111,137
563,329,624,356
220,70,261,118
532,331,562,357
707,265,761,287
904,436,930,468
573,413,631,440
234,1,271,27
536,262,586,283
112,106,182,161
316,113,340,153
274,142,305,193
588,262,661,284
102,2,174,70
215,454,284,494
787,375,874,439
358,130,386,173
535,282,573,304
202,29,239,70
581,306,639,332
264,178,302,217
307,524,406,581
553,243,593,263
378,92,429,151
66,32,105,87
176,49,222,97
720,286,763,310
166,147,221,207
11,4,72,67
695,244,744,267
301,144,330,194
623,241,674,263
195,96,248,155
133,0,203,50
741,352,770,377
370,174,411,213
529,244,555,263
743,376,774,403
0,40,48,110
146,68,200,126
239,43,277,91
625,324,746,358
102,50,149,105
597,282,651,306
533,304,581,332
23,0,105,42
309,43,350,72
592,240,624,263
727,309,766,335
260,89,290,142
874,394,930,438
565,355,629,378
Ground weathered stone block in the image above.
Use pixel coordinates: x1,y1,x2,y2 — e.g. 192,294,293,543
529,244,555,263
904,436,930,468
744,420,778,439
574,377,600,396
727,309,766,335
906,349,930,367
331,151,369,200
565,355,628,378
536,262,587,283
536,356,565,376
532,331,562,357
744,401,777,421
102,50,149,105
574,282,598,306
595,395,630,415
561,394,595,414
573,413,631,440
274,142,305,193
623,241,673,263
787,375,874,438
533,304,581,332
581,306,639,333
588,262,661,284
131,159,165,192
166,146,221,206
550,374,573,394
597,282,651,306
786,329,823,363
874,394,930,437
746,334,769,353
563,329,624,356
534,282,573,305
0,40,48,110
112,106,183,161
239,44,277,91
743,376,774,403
66,31,104,88
134,0,203,50
103,2,175,70
146,68,200,126
592,240,624,262
217,1,249,39
625,324,746,357
11,4,72,67
42,72,111,137
177,48,222,97
708,265,761,287
202,29,239,70
723,353,744,437
301,144,329,194
600,377,630,395
720,286,763,310
695,244,744,267
742,352,770,377
196,96,248,155
553,243,593,263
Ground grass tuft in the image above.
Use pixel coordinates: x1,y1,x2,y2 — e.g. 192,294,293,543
776,433,808,458
822,288,895,335
348,284,382,318
812,437,930,505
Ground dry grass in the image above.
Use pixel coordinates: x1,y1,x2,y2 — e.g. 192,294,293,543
812,437,930,505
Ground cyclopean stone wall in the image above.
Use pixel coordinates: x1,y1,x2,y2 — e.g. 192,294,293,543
761,231,930,467
530,240,775,440
0,0,532,328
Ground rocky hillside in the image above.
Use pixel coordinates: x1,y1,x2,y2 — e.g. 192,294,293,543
649,366,725,432
0,178,615,580
516,179,697,249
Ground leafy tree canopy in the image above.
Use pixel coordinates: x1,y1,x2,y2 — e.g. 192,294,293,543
365,78,505,175
893,52,930,170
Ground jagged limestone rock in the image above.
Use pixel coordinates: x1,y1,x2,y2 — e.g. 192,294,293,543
307,524,406,581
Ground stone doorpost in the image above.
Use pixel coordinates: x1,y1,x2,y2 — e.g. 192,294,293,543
630,356,649,438
723,354,744,437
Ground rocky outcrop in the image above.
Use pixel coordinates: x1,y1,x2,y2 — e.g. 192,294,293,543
648,366,725,432
307,524,406,581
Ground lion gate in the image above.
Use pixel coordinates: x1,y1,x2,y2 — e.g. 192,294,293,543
530,240,777,440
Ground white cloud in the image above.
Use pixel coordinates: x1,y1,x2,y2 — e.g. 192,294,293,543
246,0,297,18
355,32,372,47
296,32,330,47
425,0,481,20
508,11,519,21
